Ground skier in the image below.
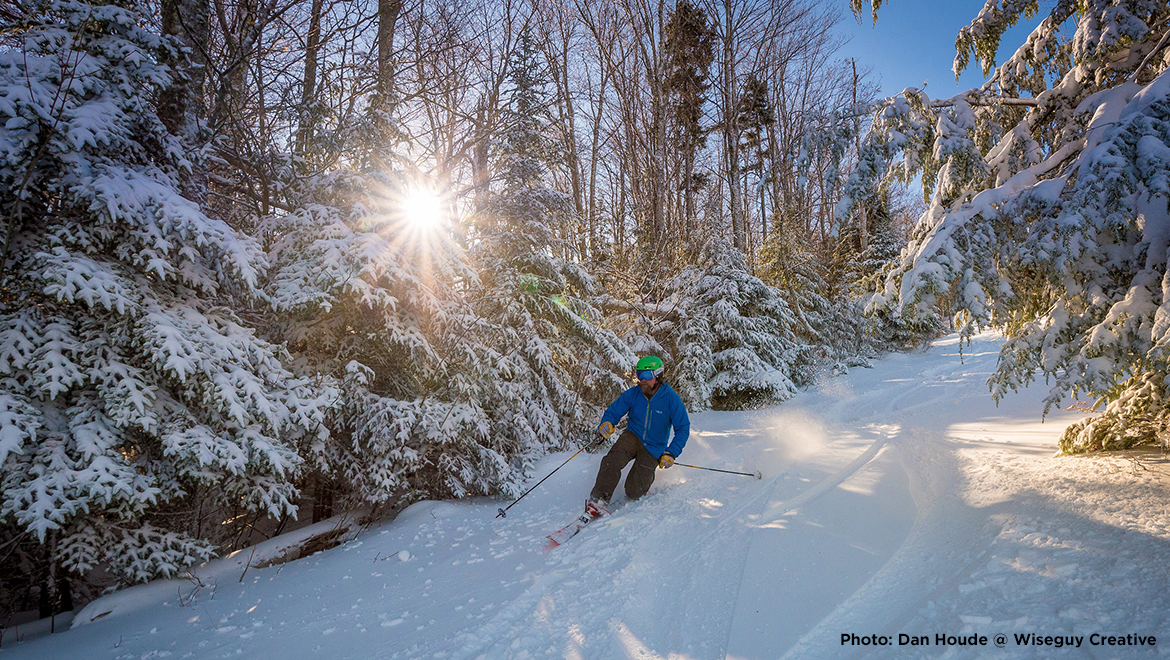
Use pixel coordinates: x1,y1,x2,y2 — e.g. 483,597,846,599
587,356,690,516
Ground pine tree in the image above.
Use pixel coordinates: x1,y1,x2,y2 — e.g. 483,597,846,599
665,240,808,410
832,191,904,297
664,0,716,248
261,165,503,504
738,73,775,225
0,0,326,587
758,227,873,375
848,1,1170,452
470,26,634,460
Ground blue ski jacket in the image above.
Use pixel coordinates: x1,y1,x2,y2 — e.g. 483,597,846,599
599,382,690,458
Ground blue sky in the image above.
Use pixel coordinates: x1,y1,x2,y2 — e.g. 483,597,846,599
834,0,1047,98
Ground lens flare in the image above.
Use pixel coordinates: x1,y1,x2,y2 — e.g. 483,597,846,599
401,188,444,230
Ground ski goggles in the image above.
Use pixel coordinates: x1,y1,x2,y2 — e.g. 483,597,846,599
637,369,659,381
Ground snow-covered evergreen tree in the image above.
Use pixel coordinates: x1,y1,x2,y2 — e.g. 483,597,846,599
263,27,632,507
662,240,808,410
470,26,634,456
262,165,519,504
767,92,923,365
0,0,328,585
831,191,934,353
757,229,868,374
847,0,1170,452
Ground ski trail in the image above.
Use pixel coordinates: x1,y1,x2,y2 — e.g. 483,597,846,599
717,345,990,658
430,474,766,659
382,342,982,660
443,564,579,660
719,429,906,658
437,427,901,660
777,429,1000,659
15,333,1143,660
409,348,939,660
660,423,893,572
757,429,890,521
642,429,898,658
609,476,779,659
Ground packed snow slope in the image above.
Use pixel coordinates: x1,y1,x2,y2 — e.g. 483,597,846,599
9,333,1170,659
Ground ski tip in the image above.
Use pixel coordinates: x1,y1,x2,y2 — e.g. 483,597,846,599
542,538,560,553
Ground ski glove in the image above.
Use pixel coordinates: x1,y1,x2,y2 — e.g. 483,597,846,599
599,421,615,438
658,452,675,469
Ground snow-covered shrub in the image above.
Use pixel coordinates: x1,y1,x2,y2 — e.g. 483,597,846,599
1058,372,1166,453
0,1,327,586
848,0,1170,452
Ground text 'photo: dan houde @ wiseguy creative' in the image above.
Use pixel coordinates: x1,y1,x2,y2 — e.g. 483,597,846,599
841,632,1157,650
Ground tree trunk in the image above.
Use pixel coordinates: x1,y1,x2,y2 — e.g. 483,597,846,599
646,0,668,266
254,24,270,215
767,94,783,235
295,0,324,157
759,168,767,244
587,69,608,261
557,37,585,219
208,0,266,133
38,575,51,619
683,139,695,248
852,58,868,253
725,107,744,251
720,0,745,252
472,99,493,215
159,0,209,145
312,473,334,523
618,161,628,271
377,0,404,105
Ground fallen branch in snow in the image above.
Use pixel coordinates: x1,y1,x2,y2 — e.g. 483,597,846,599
238,545,261,583
177,572,206,608
1121,453,1151,476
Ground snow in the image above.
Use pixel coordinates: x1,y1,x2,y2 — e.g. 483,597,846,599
8,332,1170,659
65,512,368,631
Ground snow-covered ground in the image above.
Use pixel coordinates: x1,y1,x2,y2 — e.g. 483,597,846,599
7,333,1169,659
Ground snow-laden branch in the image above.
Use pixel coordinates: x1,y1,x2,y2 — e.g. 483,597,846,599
849,0,1170,453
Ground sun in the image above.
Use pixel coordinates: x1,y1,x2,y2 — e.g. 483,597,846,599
401,187,445,230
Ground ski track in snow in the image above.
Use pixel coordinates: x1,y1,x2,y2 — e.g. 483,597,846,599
8,333,1170,659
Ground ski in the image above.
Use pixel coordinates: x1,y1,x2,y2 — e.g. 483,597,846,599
543,501,612,551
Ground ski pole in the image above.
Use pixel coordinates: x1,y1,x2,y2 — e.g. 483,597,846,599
496,447,586,518
673,462,762,480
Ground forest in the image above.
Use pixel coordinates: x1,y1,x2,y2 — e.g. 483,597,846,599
0,0,1167,628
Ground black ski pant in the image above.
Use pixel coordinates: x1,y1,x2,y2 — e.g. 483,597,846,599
590,430,658,502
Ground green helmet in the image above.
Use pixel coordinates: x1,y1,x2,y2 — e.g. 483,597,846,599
635,356,664,380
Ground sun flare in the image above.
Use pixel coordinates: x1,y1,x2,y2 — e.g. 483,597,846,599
401,188,445,230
